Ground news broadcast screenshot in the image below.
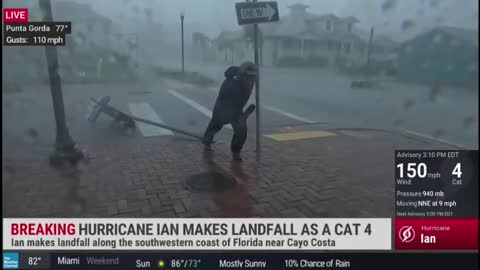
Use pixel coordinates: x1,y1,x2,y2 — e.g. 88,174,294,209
2,0,479,269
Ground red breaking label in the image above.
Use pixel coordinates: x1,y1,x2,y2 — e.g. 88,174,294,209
3,8,29,23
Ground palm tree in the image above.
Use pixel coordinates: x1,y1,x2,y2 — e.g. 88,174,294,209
242,25,264,64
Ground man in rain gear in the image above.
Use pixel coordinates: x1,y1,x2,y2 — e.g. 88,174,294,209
202,61,257,161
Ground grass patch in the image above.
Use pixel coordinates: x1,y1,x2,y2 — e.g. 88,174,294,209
153,66,215,87
3,81,23,94
5,61,140,85
59,71,140,84
277,56,329,68
337,60,397,77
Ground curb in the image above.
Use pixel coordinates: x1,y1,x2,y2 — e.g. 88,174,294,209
399,129,469,150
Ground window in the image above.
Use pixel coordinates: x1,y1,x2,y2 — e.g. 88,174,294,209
87,23,94,33
347,23,352,32
326,20,332,31
468,63,477,72
283,39,300,50
432,33,444,44
449,38,460,47
327,41,334,51
344,43,351,54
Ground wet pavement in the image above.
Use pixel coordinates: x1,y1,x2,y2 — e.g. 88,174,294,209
3,128,458,218
2,61,476,218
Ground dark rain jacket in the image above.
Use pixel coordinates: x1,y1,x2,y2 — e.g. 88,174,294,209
212,66,253,124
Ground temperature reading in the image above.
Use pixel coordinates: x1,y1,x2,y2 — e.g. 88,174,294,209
171,259,202,268
55,24,69,33
28,257,42,265
171,260,181,268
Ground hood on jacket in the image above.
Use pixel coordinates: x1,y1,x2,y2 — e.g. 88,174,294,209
224,66,240,79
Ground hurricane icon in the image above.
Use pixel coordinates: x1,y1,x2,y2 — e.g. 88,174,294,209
399,226,416,243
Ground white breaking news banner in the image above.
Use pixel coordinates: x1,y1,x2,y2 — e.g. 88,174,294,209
3,218,392,250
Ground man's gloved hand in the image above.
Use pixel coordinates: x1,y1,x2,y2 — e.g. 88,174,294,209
233,104,255,123
242,104,256,120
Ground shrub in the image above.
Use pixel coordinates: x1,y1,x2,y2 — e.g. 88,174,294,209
277,56,329,67
3,81,23,93
152,66,215,87
277,56,305,66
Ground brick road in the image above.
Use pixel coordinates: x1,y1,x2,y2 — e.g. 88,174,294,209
3,130,455,218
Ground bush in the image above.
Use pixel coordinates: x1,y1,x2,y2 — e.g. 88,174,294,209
152,66,215,87
277,56,329,67
337,59,397,77
309,56,329,67
3,81,23,93
277,56,304,66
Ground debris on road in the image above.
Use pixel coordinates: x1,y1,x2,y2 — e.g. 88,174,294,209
25,128,39,139
128,90,152,95
3,81,23,93
463,116,477,128
88,96,207,140
23,128,39,144
88,97,256,141
350,80,381,89
89,96,136,132
403,98,417,111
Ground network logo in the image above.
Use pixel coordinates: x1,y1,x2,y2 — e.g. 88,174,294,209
399,226,416,243
3,252,19,269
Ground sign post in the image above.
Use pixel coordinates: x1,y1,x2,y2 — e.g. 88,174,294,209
235,1,279,25
253,20,261,153
235,1,279,153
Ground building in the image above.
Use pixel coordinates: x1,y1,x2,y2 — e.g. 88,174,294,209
396,26,478,88
260,3,364,66
192,32,215,62
214,30,252,64
214,3,396,67
353,28,399,63
52,1,113,51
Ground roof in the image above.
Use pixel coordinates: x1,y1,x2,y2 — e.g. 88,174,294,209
402,26,478,48
53,1,111,26
353,28,399,49
261,9,360,40
193,32,211,41
263,16,308,37
343,16,360,23
307,14,359,23
308,13,341,22
217,5,362,43
261,2,360,40
288,3,309,9
435,26,478,46
215,30,243,43
265,27,364,43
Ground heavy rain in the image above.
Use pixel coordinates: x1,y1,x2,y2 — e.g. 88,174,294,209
2,0,478,219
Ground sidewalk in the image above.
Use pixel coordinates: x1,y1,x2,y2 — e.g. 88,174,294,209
3,129,455,218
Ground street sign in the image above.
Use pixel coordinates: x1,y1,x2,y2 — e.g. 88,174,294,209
235,1,279,25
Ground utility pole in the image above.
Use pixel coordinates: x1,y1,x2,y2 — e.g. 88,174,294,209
367,27,374,67
39,0,83,166
253,0,261,153
180,11,185,73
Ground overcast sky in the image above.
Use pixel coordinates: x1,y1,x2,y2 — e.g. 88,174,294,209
7,0,479,41
84,0,478,40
